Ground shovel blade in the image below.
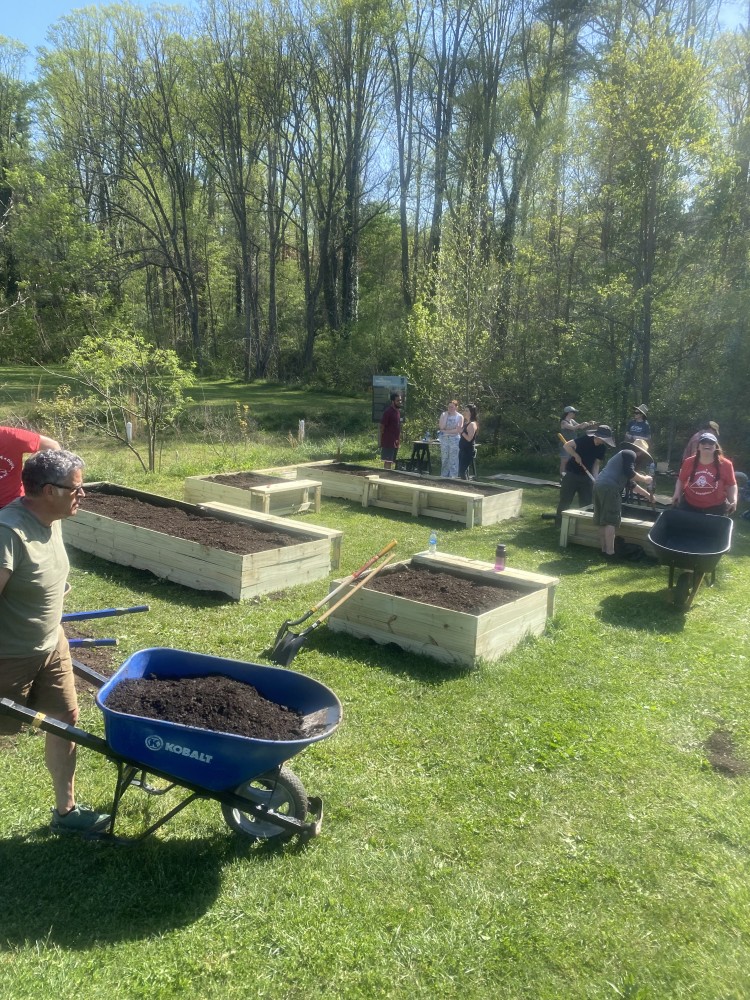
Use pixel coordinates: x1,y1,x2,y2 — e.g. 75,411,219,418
267,623,319,666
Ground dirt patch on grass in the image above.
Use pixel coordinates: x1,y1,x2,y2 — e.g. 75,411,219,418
63,625,119,679
704,729,748,778
80,491,314,554
102,674,307,740
365,563,527,613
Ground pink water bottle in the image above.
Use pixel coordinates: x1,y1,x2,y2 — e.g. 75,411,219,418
494,543,506,572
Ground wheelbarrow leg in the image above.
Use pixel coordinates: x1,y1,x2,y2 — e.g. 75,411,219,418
684,571,705,610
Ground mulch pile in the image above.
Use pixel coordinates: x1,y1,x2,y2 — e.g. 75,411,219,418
365,564,526,613
80,492,313,554
103,674,306,741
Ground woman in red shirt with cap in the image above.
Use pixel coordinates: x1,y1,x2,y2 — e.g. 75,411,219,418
672,433,737,515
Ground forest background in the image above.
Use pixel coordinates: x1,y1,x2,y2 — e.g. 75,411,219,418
1,0,749,466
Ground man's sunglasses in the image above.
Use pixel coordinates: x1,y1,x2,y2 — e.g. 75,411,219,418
45,482,85,495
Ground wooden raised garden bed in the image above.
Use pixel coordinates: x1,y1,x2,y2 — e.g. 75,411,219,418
559,502,665,555
62,483,338,600
259,461,523,528
327,552,558,667
184,470,322,517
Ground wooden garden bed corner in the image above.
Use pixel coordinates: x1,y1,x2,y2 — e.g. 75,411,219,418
327,552,558,667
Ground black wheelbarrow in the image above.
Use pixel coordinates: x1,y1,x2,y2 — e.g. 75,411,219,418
647,508,733,610
0,647,341,845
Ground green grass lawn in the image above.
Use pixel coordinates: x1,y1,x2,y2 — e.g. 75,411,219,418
1,373,750,998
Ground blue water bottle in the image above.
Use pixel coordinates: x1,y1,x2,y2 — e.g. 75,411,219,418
428,531,437,555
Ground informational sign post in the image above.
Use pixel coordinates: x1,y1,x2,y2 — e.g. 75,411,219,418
372,376,408,423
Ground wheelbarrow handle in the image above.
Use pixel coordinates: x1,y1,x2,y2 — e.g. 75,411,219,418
557,433,596,483
68,637,118,647
61,604,150,622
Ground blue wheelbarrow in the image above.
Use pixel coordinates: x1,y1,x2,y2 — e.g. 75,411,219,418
647,508,733,610
0,647,341,844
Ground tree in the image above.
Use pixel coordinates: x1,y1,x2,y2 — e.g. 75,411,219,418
0,37,34,310
64,329,195,472
586,22,713,413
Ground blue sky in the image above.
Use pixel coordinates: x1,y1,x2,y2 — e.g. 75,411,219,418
2,1,190,59
3,0,746,66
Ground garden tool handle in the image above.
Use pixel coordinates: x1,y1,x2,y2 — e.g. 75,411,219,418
557,433,596,483
303,539,398,616
61,605,150,622
315,555,395,626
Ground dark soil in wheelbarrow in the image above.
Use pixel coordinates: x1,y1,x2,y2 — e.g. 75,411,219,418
103,674,309,741
207,472,288,488
365,564,525,613
80,492,314,554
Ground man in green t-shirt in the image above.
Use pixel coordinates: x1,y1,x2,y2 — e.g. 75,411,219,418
0,450,110,835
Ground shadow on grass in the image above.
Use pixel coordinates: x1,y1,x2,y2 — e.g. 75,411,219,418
68,549,238,611
312,630,471,684
596,589,687,632
0,834,237,947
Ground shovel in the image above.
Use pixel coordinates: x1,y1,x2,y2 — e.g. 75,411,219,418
557,433,595,483
269,540,397,653
268,554,395,666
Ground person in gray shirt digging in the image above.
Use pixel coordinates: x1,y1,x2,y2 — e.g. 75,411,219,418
592,438,654,560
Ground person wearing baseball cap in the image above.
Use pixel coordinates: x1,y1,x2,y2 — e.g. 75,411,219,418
555,424,616,526
673,433,737,515
592,438,655,559
625,404,651,445
558,405,596,475
682,420,720,462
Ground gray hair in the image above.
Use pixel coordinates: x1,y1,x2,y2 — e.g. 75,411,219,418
22,449,85,495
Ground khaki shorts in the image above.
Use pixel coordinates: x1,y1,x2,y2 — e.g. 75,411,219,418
0,627,78,735
593,482,623,528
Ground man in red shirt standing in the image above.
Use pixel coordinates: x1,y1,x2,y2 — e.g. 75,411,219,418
0,426,60,508
378,393,402,470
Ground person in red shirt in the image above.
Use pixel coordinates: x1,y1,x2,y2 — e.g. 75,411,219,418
378,393,402,469
672,433,737,515
0,426,60,508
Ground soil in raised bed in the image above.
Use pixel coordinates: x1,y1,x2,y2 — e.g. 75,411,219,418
207,472,287,488
325,463,508,496
103,674,309,740
365,564,526,613
80,492,314,554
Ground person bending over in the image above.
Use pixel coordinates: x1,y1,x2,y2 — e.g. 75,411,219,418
592,438,654,559
555,424,616,526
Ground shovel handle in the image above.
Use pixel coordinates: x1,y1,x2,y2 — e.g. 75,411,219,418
298,539,398,617
558,433,596,483
315,554,395,626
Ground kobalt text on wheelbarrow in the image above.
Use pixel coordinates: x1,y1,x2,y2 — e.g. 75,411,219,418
0,646,342,844
647,508,733,610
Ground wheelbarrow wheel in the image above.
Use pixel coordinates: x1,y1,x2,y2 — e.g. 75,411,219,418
674,572,693,610
222,766,308,842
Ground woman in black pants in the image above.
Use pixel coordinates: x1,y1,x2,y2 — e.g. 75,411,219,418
458,403,478,480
